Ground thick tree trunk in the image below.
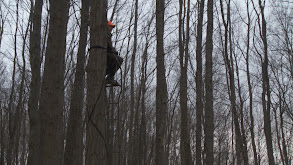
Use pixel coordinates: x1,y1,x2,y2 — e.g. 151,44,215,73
85,0,107,164
204,0,214,164
179,0,192,164
155,0,168,164
195,1,205,164
64,0,89,164
27,0,43,164
39,0,69,164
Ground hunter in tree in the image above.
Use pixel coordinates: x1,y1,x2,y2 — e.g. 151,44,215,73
105,21,123,86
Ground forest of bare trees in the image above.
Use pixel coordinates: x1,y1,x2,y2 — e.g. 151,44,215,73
0,0,292,164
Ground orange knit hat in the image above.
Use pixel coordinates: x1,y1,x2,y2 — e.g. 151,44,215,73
107,21,115,27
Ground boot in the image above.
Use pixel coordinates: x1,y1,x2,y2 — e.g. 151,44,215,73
105,75,120,86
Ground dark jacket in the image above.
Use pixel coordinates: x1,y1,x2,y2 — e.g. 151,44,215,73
106,30,123,76
107,30,118,55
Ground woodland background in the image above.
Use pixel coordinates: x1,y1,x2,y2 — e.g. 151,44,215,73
0,0,292,164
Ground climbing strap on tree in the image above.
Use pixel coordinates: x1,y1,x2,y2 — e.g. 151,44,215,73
88,45,107,51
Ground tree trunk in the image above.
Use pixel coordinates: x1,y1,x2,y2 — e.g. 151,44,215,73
195,0,205,164
106,88,115,165
234,47,249,165
204,0,214,164
245,1,258,164
20,109,27,165
85,0,107,164
258,1,275,164
179,0,192,164
129,0,138,163
228,2,248,163
219,0,248,163
7,1,19,163
14,15,29,164
138,16,153,165
27,0,43,164
39,0,69,164
0,104,4,165
0,3,5,50
64,0,89,164
280,106,289,165
139,43,148,165
273,102,284,165
155,0,168,164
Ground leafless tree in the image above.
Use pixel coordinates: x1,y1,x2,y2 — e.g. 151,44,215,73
204,0,214,164
27,0,43,164
0,0,292,164
252,0,275,164
85,0,107,164
219,0,248,164
38,0,69,164
243,0,258,164
178,0,192,164
64,0,89,164
7,1,20,164
155,0,168,164
195,0,205,164
128,0,138,163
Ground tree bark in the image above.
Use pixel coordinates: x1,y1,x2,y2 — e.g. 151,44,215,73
85,0,107,164
155,0,168,164
64,0,89,164
39,0,69,164
27,0,43,164
204,0,214,164
257,1,275,164
179,0,192,164
195,0,204,164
